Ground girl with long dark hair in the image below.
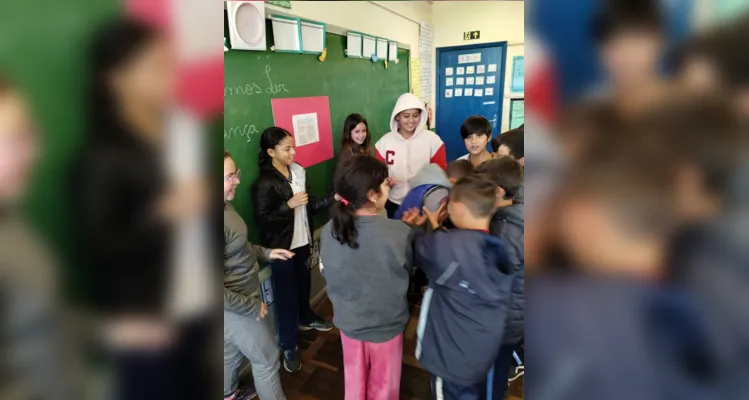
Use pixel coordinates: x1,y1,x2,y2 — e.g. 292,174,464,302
75,18,210,400
254,126,335,373
320,155,413,400
337,113,371,167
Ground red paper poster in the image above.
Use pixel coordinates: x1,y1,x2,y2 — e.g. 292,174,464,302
271,96,334,168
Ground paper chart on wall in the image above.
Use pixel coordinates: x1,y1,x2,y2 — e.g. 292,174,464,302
292,113,320,147
419,21,435,103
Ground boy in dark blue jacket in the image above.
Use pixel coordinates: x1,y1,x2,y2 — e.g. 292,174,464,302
410,175,515,400
475,157,525,398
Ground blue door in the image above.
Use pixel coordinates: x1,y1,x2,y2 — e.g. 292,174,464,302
436,43,507,161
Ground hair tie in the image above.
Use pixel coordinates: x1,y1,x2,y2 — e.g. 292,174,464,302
340,197,349,206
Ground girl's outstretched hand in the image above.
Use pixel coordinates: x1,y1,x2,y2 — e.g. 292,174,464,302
269,249,294,260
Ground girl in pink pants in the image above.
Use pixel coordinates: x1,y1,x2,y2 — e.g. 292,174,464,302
320,155,414,400
341,333,404,400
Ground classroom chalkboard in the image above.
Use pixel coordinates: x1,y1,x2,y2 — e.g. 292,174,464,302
224,20,409,240
0,1,120,300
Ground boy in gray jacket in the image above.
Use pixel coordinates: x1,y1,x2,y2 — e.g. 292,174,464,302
224,151,293,400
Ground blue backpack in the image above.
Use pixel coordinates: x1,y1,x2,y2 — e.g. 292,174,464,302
393,184,449,220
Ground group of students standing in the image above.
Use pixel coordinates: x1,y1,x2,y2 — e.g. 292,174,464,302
223,91,525,400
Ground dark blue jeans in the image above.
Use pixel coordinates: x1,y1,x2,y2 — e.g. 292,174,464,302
270,244,314,350
488,343,518,400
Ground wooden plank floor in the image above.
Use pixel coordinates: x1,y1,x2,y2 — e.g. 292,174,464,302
271,297,524,400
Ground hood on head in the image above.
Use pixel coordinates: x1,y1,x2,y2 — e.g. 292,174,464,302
390,93,428,139
409,163,452,189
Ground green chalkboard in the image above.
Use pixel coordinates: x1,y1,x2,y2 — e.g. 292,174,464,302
0,0,120,300
224,21,409,240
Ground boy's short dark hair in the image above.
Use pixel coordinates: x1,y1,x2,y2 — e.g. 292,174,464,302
474,157,524,200
592,0,663,44
491,128,524,158
447,159,473,181
460,116,492,140
450,175,498,218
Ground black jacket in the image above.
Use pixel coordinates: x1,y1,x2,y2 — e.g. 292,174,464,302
254,162,333,249
73,133,170,314
490,185,524,345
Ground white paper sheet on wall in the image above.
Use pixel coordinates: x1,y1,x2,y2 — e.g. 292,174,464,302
457,67,465,75
476,76,485,85
419,21,435,104
362,35,376,58
466,77,475,85
475,89,483,97
477,65,486,74
346,32,362,58
488,63,497,72
487,75,496,84
388,41,398,61
376,37,389,59
466,66,475,74
445,89,453,98
446,67,454,76
455,88,463,97
446,77,454,86
456,77,465,85
292,113,320,147
485,87,494,96
465,88,473,96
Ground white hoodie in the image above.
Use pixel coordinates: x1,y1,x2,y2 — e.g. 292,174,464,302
375,93,446,204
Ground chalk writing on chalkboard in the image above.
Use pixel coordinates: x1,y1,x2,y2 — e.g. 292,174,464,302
224,124,260,142
510,56,524,93
224,65,289,96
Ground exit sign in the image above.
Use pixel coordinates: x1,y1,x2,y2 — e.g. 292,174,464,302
464,31,480,40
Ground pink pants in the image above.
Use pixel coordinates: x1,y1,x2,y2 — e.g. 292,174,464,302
341,332,403,400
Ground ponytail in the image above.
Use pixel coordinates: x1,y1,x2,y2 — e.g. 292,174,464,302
331,155,389,249
330,200,359,248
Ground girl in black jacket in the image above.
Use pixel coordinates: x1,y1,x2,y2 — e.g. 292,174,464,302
254,127,335,373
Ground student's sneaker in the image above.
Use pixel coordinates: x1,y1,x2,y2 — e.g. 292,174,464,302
224,386,258,400
299,317,333,332
283,347,303,373
508,365,524,382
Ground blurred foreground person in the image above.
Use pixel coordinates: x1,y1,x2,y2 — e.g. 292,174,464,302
526,147,717,400
73,19,211,400
591,0,669,116
0,77,77,399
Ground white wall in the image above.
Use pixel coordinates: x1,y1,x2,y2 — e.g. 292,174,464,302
264,1,432,52
257,1,524,132
432,1,524,132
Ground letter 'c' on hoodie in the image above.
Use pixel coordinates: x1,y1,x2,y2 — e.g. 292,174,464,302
374,93,447,204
